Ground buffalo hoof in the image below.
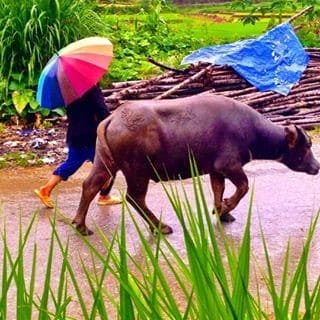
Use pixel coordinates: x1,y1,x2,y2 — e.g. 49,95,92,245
151,223,173,235
160,224,173,234
219,212,236,223
72,220,93,236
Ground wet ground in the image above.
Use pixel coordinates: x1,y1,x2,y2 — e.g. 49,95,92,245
1,145,320,318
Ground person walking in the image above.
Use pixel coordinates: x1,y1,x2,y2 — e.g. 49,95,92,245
34,84,121,208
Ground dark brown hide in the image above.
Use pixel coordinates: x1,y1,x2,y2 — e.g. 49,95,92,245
72,94,320,235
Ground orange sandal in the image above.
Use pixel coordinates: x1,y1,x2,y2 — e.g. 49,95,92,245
34,189,54,208
97,195,122,206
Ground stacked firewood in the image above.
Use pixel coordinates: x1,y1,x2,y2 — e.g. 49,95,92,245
103,47,320,129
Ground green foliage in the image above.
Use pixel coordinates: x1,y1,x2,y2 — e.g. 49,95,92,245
0,0,109,121
230,0,320,25
139,0,169,12
105,2,201,81
297,15,320,47
108,27,200,81
0,151,41,168
0,0,107,82
2,0,320,122
102,3,142,15
0,73,53,122
9,73,51,119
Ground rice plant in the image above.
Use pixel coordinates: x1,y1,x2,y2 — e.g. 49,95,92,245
73,158,320,319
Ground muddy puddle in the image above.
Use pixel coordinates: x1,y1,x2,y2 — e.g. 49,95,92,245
1,145,320,318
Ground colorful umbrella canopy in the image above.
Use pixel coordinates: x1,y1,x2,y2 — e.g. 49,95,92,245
36,36,113,109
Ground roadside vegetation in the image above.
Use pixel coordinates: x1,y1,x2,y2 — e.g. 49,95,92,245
0,0,319,124
1,166,320,319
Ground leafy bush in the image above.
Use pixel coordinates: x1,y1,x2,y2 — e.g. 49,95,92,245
0,151,41,168
102,3,142,14
230,0,320,25
0,0,110,122
0,0,107,82
108,27,200,81
105,1,201,81
297,17,320,47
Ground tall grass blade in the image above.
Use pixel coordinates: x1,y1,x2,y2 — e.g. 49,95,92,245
85,224,123,315
50,218,90,320
279,240,291,310
126,204,182,319
121,205,168,318
17,214,29,320
25,243,37,319
289,212,319,319
306,276,320,318
189,156,237,317
80,254,108,320
51,238,71,319
86,230,119,320
284,213,319,315
150,233,161,320
259,221,282,318
0,211,37,320
0,225,8,320
231,188,254,319
38,214,56,320
119,207,135,320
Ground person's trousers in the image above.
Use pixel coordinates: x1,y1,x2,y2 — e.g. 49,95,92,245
53,145,114,194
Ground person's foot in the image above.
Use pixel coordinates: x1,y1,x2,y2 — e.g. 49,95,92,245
97,195,122,206
34,189,54,208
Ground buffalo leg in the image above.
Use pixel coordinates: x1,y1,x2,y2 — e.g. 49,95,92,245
209,171,236,222
72,159,114,235
220,166,249,221
210,171,225,214
210,171,235,222
125,175,173,234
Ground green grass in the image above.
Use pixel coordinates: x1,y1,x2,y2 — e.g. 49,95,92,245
0,0,107,83
166,15,269,44
104,12,269,44
0,151,41,169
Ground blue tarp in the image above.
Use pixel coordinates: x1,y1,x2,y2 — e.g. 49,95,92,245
181,22,309,95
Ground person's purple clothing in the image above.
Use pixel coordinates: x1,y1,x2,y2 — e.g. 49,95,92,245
53,145,95,180
52,85,114,195
66,85,109,148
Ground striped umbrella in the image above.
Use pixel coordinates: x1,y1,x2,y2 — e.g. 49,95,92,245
36,36,113,109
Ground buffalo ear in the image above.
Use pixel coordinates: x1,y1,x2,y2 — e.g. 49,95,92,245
285,124,298,149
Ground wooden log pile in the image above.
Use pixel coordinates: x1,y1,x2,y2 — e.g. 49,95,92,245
103,47,320,129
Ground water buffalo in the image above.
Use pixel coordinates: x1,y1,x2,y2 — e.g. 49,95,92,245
72,93,320,235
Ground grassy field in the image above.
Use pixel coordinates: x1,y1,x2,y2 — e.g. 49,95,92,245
102,11,271,81
102,0,318,47
104,12,270,45
164,14,270,44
